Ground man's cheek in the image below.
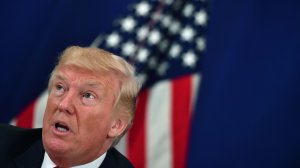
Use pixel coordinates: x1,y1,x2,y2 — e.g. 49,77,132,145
47,97,60,109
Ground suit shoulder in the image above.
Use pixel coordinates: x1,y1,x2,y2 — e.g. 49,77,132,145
101,147,134,168
0,123,42,141
0,123,42,164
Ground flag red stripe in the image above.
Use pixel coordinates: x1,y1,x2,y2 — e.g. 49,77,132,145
16,100,36,128
128,89,148,168
171,76,192,168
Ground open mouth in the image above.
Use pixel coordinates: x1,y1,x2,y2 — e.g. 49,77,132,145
55,122,70,132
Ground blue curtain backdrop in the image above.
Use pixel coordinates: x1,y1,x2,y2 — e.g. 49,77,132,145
189,0,300,167
0,0,136,122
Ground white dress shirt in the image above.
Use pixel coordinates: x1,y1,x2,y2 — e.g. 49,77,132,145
41,151,106,168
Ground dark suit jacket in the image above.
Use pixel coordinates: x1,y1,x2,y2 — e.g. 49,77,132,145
0,124,134,168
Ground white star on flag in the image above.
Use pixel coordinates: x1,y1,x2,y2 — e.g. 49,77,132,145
157,62,169,76
148,56,158,69
196,37,206,51
169,20,181,34
181,25,195,42
106,32,121,48
121,41,136,56
183,50,197,67
148,29,161,45
137,26,149,41
135,1,151,16
183,3,195,17
162,15,172,28
121,16,136,32
169,43,182,58
195,9,207,26
137,48,149,62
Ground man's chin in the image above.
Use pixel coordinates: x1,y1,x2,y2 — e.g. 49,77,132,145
43,134,71,156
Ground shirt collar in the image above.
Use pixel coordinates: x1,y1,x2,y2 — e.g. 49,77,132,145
41,151,107,168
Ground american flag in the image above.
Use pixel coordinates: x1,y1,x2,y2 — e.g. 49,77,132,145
11,0,209,167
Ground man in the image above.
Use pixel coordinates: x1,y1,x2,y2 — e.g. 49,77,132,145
0,46,140,167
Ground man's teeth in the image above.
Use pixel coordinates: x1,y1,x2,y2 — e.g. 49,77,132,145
55,123,69,132
57,126,68,132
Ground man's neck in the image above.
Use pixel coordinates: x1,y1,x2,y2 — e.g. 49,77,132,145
41,151,107,168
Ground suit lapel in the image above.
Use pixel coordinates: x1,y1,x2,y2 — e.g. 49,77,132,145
12,142,131,168
100,148,133,168
100,148,117,168
14,139,45,168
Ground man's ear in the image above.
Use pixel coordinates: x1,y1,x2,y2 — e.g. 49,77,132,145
108,116,129,138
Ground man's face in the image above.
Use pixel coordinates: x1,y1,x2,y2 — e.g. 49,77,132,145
42,65,122,166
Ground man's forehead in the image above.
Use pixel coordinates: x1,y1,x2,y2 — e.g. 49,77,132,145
52,66,118,88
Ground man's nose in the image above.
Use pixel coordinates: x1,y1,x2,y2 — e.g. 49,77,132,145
58,91,75,114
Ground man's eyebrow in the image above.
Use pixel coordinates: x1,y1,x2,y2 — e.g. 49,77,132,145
83,81,105,90
51,73,66,81
51,73,106,89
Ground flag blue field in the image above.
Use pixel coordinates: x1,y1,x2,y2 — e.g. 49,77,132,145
1,0,300,168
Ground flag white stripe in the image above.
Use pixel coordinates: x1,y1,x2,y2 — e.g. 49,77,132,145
33,91,48,128
147,81,172,168
191,73,201,114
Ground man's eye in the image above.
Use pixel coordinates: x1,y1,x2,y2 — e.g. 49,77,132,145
56,84,64,91
83,92,95,99
53,84,65,96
